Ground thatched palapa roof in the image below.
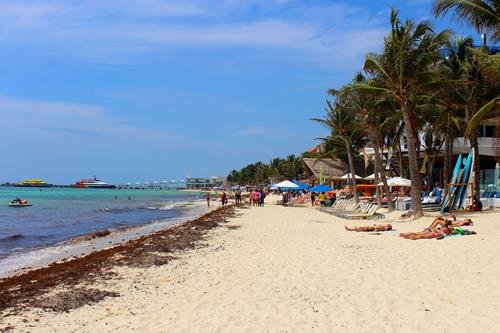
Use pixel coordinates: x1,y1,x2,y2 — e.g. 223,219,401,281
303,158,347,179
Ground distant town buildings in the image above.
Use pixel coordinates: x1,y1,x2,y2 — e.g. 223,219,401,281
185,176,226,189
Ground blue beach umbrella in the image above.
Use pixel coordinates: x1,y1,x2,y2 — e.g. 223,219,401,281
291,179,310,190
308,184,333,193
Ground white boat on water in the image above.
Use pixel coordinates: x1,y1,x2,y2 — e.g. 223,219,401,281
73,177,116,189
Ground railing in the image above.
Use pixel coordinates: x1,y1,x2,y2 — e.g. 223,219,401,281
452,137,500,157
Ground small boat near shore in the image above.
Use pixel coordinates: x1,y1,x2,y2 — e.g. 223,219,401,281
72,177,116,189
8,199,32,207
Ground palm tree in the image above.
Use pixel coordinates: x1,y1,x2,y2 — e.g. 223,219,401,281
332,74,396,212
427,36,473,185
357,8,450,218
312,99,365,203
465,50,500,136
433,0,500,43
434,1,500,152
269,158,286,181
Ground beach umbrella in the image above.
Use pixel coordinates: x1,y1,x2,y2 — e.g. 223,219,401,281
308,184,333,193
378,177,411,187
364,173,378,180
270,180,300,190
291,179,310,190
340,173,362,179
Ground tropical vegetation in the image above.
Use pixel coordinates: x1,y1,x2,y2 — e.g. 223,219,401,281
313,4,499,218
227,1,499,219
227,155,308,185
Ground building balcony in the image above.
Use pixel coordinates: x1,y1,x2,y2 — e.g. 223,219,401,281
453,137,500,157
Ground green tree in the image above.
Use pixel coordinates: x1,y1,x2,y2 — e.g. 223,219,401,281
332,74,396,211
433,0,500,43
312,99,367,203
358,8,450,217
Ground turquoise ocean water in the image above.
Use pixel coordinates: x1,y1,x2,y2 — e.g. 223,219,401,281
0,187,203,263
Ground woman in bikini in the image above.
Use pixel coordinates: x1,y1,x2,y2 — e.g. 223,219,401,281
344,224,392,232
400,221,453,240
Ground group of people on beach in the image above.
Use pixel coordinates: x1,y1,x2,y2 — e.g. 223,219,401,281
251,189,266,206
206,192,228,208
344,213,476,240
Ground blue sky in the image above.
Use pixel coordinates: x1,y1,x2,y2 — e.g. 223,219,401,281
0,0,480,184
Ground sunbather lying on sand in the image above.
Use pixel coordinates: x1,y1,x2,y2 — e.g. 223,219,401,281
399,220,453,239
450,214,473,226
400,214,473,239
428,214,473,228
401,229,449,240
345,224,392,232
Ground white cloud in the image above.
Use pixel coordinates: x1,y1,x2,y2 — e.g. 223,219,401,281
0,0,388,67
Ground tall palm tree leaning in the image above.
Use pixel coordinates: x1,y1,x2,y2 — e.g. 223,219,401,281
354,8,450,218
311,99,362,203
433,0,500,43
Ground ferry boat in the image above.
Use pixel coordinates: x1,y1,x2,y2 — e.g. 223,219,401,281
73,177,116,189
15,178,53,187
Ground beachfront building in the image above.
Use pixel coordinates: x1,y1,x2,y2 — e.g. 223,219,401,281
303,158,372,187
185,176,226,189
359,116,499,193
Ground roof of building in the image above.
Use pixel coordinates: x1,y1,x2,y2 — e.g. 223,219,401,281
303,158,347,179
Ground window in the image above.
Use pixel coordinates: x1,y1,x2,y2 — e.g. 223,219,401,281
483,125,496,138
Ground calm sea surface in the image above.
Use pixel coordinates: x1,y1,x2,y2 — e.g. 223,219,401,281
0,187,203,261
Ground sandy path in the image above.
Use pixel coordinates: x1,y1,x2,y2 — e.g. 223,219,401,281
2,204,500,332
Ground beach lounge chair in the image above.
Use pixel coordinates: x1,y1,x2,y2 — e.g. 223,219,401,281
341,204,381,220
288,195,307,207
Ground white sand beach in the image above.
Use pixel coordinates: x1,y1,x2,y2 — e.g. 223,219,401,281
2,201,500,332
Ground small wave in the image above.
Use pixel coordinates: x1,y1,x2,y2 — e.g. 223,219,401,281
97,207,134,213
0,234,25,242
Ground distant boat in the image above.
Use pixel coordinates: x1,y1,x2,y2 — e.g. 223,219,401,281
73,177,116,189
15,178,53,188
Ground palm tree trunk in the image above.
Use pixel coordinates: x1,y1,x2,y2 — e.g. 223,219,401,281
374,160,383,208
402,108,423,217
345,139,359,203
373,137,394,211
465,104,481,200
428,140,443,189
443,135,452,188
472,133,481,200
396,140,405,178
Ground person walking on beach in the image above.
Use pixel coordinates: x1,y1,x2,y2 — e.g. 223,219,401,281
319,192,326,206
235,188,241,204
207,193,211,208
311,192,316,206
259,189,266,206
221,192,227,206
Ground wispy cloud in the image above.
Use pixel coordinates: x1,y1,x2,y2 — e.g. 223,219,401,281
0,0,387,67
0,95,192,153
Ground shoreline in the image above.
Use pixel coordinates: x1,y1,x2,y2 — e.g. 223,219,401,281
0,198,209,278
0,203,236,313
0,201,234,312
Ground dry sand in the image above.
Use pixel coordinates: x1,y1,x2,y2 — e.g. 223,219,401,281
2,200,500,332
